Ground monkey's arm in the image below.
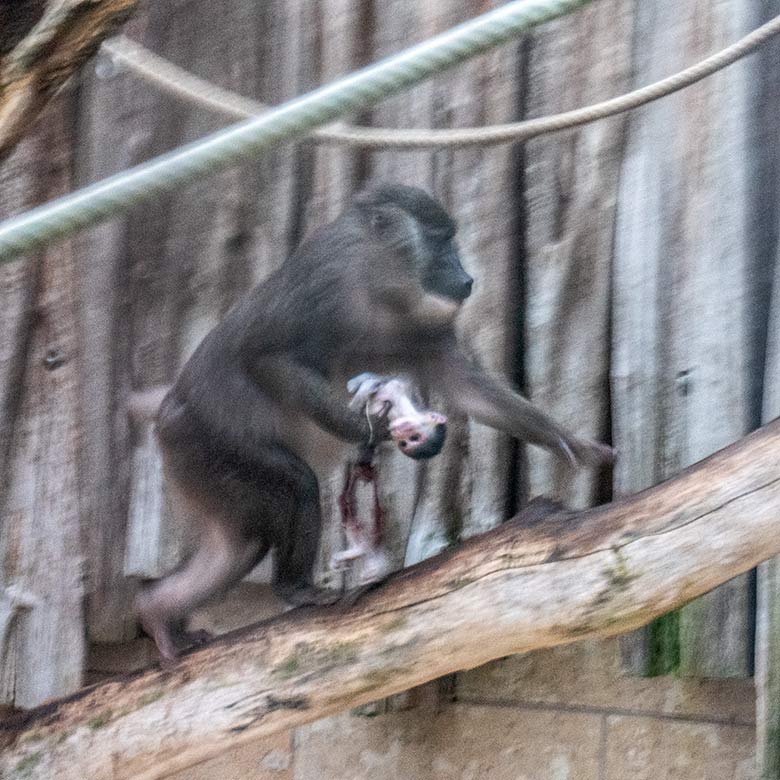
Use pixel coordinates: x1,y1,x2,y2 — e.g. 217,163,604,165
247,355,379,443
433,346,614,467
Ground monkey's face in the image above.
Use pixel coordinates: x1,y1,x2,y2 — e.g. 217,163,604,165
390,412,448,460
419,232,473,304
355,184,474,305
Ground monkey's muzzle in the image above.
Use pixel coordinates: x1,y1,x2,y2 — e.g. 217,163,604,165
390,412,447,460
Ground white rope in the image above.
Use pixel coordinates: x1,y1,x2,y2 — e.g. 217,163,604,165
104,14,780,149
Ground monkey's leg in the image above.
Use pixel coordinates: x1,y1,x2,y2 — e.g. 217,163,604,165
271,454,340,607
137,520,265,660
359,464,391,585
331,463,369,569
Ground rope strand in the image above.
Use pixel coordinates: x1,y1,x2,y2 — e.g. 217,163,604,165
104,14,780,149
0,0,596,263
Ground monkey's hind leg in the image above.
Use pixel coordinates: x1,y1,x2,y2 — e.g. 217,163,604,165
271,453,340,608
137,518,266,660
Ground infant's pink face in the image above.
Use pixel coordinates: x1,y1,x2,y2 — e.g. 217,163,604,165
390,412,447,460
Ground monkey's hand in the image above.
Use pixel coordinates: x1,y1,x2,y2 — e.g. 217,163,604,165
348,373,447,460
560,436,616,468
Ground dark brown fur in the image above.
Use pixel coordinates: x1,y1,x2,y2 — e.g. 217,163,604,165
137,183,612,659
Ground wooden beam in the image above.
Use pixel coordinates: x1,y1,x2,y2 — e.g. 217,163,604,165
3,419,780,780
0,0,136,160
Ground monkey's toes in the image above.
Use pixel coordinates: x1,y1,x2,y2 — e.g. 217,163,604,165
359,549,391,585
330,547,365,570
339,581,383,609
138,610,180,662
178,628,213,649
274,583,341,607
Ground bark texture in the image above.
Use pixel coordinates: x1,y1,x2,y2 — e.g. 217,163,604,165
2,421,780,780
0,0,136,160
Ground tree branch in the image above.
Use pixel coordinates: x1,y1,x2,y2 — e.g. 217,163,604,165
3,419,780,780
0,0,136,161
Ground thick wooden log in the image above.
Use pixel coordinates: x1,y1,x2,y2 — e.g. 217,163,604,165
2,420,780,780
0,0,136,160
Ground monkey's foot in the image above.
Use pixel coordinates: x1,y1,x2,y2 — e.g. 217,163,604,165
138,609,180,662
339,580,385,609
176,628,213,649
330,547,390,584
330,546,367,570
273,582,341,607
358,549,391,585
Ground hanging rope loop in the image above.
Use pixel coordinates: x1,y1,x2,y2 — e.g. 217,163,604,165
0,0,597,264
104,14,780,149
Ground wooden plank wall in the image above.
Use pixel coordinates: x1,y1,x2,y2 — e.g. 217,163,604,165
612,0,762,678
0,95,86,708
523,0,631,509
0,2,778,743
754,3,780,775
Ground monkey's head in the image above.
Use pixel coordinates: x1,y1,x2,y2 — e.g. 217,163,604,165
352,183,474,304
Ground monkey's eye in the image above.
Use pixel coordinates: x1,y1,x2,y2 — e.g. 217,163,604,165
370,210,393,234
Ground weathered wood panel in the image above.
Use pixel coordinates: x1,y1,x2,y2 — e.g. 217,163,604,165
365,0,520,572
363,0,441,577
76,0,301,626
755,9,780,768
366,0,523,712
0,94,86,707
0,99,50,705
612,0,759,676
76,6,180,642
523,0,631,509
423,3,520,547
1,0,779,713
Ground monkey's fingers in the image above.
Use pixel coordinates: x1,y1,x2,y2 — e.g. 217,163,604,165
347,372,386,394
569,438,616,467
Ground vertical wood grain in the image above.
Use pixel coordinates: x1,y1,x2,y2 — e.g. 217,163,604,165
0,93,86,707
612,0,758,677
523,0,631,510
755,4,780,768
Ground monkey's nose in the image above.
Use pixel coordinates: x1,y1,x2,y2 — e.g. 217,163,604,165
401,421,447,460
458,276,474,299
